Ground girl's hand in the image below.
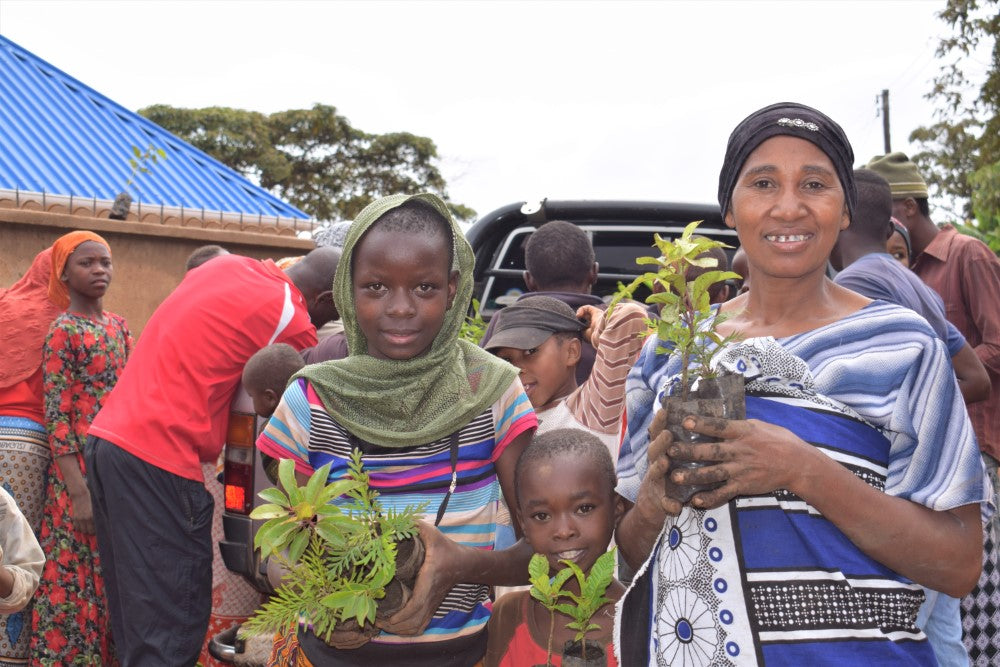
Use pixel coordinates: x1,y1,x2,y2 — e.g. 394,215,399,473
69,489,96,535
379,521,461,636
668,415,804,509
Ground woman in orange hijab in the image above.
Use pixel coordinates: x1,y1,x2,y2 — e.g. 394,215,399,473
30,231,132,666
0,247,62,663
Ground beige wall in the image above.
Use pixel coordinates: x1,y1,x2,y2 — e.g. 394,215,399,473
1,209,315,337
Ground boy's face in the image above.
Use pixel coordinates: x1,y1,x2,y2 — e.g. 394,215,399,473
351,227,458,361
245,383,279,419
493,335,580,409
518,454,623,574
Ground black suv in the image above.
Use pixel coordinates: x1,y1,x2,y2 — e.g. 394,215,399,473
466,199,735,318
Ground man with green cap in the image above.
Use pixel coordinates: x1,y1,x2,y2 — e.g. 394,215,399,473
868,151,1000,662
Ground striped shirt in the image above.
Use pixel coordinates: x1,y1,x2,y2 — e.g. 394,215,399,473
257,376,535,652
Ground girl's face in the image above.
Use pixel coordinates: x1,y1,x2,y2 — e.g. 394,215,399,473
725,135,849,284
887,230,911,268
518,454,623,574
62,241,112,300
351,226,458,361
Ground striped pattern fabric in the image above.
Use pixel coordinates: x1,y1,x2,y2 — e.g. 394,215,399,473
257,377,535,648
615,301,990,665
564,301,649,434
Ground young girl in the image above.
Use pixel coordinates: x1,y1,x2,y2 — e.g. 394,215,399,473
32,231,132,666
485,428,625,667
258,193,537,666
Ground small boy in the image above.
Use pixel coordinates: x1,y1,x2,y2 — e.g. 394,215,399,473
242,343,306,418
484,428,624,667
0,487,44,614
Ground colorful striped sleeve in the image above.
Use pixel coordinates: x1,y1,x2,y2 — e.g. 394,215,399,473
256,377,316,476
491,377,537,461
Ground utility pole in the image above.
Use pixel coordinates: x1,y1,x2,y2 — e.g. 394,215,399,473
880,89,891,153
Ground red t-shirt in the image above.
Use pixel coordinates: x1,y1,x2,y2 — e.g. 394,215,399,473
88,256,317,481
0,367,45,423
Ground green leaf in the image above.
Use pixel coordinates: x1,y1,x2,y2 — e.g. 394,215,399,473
257,487,291,506
277,458,303,505
132,145,141,158
249,503,292,520
287,526,311,563
304,463,331,503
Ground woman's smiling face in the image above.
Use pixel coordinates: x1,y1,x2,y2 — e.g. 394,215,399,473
725,135,849,283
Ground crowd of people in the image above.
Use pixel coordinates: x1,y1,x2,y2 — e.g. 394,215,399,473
0,100,998,667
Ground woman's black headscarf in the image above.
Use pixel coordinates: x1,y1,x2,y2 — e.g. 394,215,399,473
717,102,856,223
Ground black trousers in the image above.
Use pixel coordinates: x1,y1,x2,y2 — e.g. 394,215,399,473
85,436,214,667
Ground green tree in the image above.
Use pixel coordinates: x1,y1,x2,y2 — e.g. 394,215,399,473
139,103,475,222
909,0,999,232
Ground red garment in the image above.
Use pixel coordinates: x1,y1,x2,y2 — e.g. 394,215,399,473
88,256,317,481
0,247,61,390
0,369,44,423
484,590,617,667
912,225,1000,458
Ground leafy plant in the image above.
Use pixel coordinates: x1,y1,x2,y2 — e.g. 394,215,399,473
125,143,167,191
528,553,576,666
242,451,427,643
608,220,741,398
459,298,487,344
528,548,618,664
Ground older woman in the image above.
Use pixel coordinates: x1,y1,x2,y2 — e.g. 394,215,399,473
614,103,988,665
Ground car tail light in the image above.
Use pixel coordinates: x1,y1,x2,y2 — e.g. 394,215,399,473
224,412,256,514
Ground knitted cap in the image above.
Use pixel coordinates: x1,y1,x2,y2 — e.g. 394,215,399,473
865,152,928,199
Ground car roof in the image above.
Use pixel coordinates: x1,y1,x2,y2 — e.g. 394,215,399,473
466,199,727,282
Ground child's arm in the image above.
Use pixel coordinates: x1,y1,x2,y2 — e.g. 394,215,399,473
567,302,649,434
0,494,45,614
379,429,535,637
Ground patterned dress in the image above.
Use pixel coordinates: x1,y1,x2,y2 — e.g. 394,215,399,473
31,312,131,667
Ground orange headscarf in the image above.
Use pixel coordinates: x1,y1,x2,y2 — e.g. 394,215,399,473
48,231,111,309
0,247,63,389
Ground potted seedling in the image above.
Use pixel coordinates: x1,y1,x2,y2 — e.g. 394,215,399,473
528,549,618,667
609,220,743,502
242,451,426,646
110,144,166,220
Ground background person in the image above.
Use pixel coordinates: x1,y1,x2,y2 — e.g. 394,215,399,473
615,102,989,665
33,231,131,666
0,487,44,615
84,247,338,666
887,218,912,268
867,151,1000,663
0,247,60,663
480,220,604,383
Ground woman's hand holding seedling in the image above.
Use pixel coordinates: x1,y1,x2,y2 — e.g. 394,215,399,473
665,414,811,509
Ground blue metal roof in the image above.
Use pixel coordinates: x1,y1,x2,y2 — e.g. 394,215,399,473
0,35,309,220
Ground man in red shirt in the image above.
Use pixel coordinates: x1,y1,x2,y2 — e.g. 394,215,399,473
84,247,339,667
869,152,1000,662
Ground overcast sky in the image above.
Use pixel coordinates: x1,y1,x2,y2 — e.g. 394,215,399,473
0,0,981,220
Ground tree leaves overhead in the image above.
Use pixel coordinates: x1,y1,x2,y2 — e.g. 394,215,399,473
909,0,999,229
139,103,474,222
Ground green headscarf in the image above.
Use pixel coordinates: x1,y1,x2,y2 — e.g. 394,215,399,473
298,193,518,448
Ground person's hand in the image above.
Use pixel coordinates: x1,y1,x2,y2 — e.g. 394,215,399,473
576,305,605,348
668,415,805,509
633,408,684,527
69,489,96,535
378,521,461,636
